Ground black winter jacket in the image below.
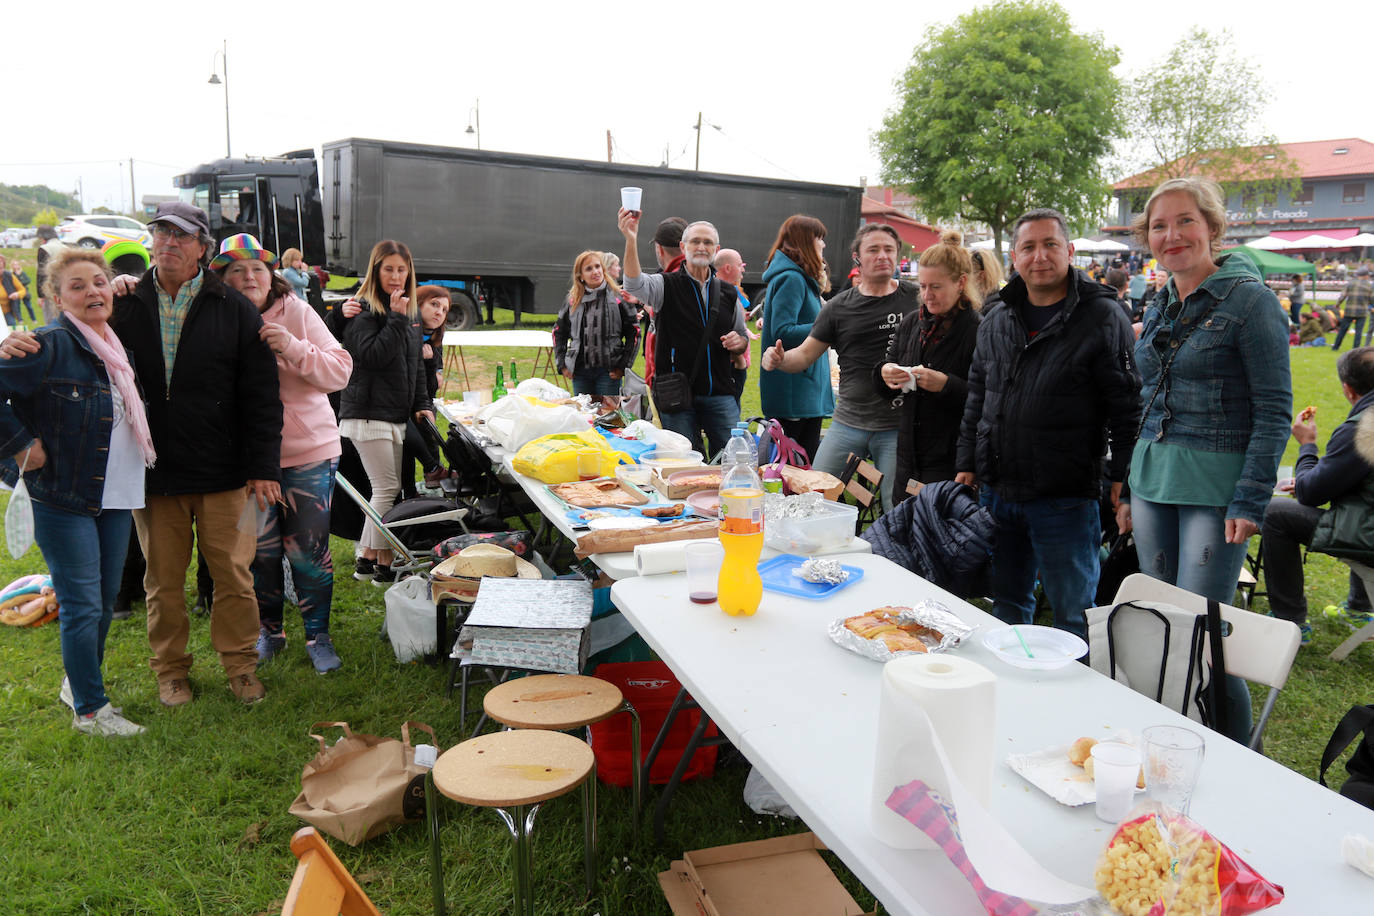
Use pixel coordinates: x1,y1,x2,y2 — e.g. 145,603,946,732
956,270,1140,501
860,480,994,598
872,305,979,501
653,274,740,400
339,307,432,423
111,269,281,494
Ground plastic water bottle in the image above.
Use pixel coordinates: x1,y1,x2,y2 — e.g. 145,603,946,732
722,427,757,473
717,429,764,616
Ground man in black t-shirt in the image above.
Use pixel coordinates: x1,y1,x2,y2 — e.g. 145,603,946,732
761,225,919,508
955,209,1139,640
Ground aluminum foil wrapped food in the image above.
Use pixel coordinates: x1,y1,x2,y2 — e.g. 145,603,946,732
764,491,828,520
798,557,848,584
827,600,976,660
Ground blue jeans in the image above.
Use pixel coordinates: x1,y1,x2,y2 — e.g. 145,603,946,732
811,421,899,511
32,501,133,716
1130,496,1253,744
253,459,338,639
659,394,740,459
981,488,1100,641
572,367,621,397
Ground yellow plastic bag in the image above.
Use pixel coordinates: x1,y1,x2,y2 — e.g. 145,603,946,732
512,430,632,484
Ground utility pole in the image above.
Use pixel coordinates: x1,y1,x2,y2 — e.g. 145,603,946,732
606,130,613,163
129,158,137,216
694,111,703,171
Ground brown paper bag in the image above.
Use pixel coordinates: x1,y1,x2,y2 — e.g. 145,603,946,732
288,720,437,846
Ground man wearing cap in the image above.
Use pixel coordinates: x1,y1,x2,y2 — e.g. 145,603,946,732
3,202,283,706
618,210,749,456
640,217,687,385
1332,266,1373,351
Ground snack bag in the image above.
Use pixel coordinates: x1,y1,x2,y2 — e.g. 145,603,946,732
1094,804,1283,916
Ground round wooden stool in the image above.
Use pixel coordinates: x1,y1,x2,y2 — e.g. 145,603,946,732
483,674,642,842
427,729,595,916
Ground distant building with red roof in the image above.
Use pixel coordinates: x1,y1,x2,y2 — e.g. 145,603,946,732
860,187,941,252
1104,138,1374,246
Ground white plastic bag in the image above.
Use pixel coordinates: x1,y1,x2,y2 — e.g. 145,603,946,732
743,765,797,818
6,449,35,558
477,394,587,451
382,575,437,663
621,420,692,453
512,377,570,401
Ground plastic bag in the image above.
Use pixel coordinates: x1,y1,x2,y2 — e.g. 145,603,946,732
621,420,693,454
1094,803,1283,916
511,430,632,484
6,451,34,558
382,574,437,663
477,394,586,451
512,377,571,402
743,766,797,818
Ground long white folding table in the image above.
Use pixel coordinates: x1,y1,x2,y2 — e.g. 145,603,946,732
441,329,556,394
610,552,1374,915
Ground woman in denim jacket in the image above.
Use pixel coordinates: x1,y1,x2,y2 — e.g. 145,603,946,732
0,249,157,737
1118,177,1291,745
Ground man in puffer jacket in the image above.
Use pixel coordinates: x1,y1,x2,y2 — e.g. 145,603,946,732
861,480,995,598
955,209,1140,640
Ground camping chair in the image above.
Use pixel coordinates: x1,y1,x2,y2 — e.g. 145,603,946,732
1106,573,1300,750
838,453,884,533
282,826,380,916
1331,561,1374,661
334,473,468,576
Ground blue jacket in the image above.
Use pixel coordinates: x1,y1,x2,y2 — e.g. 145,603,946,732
0,314,125,515
1135,251,1292,524
760,251,834,419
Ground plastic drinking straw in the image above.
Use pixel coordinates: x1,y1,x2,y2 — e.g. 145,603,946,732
1013,626,1036,659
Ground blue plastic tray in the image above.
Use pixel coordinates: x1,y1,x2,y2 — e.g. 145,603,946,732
757,554,864,600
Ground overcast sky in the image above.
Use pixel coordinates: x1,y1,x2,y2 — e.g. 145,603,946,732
5,0,1370,216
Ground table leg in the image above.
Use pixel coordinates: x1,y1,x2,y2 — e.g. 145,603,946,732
582,762,598,898
642,687,688,789
426,771,446,916
456,346,472,392
654,708,712,846
621,702,642,846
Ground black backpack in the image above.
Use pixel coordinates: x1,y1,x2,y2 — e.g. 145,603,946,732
1319,705,1374,810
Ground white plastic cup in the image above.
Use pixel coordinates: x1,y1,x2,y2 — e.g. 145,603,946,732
462,390,480,407
685,541,724,605
621,187,643,212
1091,742,1140,823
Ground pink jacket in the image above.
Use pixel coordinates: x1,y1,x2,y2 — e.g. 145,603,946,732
262,293,353,468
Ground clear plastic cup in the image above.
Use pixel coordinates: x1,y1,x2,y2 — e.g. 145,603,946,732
621,187,642,212
1091,742,1140,823
685,541,724,605
576,448,601,481
1143,725,1205,816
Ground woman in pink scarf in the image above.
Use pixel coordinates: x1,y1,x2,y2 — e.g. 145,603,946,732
0,249,155,737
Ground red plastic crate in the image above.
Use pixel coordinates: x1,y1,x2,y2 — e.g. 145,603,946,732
587,661,719,787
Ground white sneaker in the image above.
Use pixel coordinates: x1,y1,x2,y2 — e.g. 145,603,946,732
60,677,121,715
72,703,146,737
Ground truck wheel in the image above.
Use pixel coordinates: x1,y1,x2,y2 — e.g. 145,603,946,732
447,289,478,331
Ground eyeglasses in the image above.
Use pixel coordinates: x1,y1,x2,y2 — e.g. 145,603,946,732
151,223,195,240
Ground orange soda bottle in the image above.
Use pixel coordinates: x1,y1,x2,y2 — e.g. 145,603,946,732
717,430,764,616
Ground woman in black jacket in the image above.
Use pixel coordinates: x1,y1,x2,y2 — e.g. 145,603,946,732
337,240,433,585
873,231,980,503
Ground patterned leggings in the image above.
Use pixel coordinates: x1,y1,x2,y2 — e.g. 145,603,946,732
253,459,337,638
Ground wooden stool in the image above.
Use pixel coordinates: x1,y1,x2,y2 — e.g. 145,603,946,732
483,674,642,843
427,729,595,916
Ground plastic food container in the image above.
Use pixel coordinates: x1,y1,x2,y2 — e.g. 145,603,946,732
641,449,704,472
763,501,857,553
616,463,653,487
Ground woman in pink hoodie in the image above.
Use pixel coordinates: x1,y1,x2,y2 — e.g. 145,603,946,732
209,234,354,673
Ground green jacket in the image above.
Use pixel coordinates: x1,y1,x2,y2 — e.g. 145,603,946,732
1313,410,1374,564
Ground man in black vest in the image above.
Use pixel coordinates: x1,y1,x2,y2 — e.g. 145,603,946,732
619,209,749,457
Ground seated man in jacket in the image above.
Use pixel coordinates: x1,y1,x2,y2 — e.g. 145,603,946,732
1262,347,1374,643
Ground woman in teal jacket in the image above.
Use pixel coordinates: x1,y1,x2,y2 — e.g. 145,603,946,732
759,215,833,461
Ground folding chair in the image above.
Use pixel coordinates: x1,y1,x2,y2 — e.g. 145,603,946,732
334,472,468,576
282,826,380,916
1330,560,1374,661
1108,573,1300,750
838,452,884,533
437,420,538,533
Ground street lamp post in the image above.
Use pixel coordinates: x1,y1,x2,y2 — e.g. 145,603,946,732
465,99,481,150
208,40,230,158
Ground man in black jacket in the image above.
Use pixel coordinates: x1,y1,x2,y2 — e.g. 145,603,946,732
1262,347,1374,641
955,209,1140,640
116,203,282,707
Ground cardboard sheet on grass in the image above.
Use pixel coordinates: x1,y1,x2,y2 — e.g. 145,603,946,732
458,577,593,673
658,832,873,916
288,721,436,846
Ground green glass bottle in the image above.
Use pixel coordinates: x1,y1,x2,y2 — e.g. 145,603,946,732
494,364,507,399
509,359,518,387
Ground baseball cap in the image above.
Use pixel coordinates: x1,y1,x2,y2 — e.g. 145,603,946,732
149,201,211,238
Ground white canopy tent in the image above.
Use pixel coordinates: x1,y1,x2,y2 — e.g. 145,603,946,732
1285,234,1349,249
1244,236,1292,251
969,238,997,250
1344,232,1374,247
1070,237,1129,253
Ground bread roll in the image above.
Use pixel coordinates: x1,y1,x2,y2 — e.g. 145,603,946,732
1068,737,1098,767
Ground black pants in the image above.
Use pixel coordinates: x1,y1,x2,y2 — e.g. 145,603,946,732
401,418,442,498
778,417,824,467
1332,315,1366,350
1261,497,1370,625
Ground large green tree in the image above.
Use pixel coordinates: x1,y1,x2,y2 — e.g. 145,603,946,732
1120,28,1296,204
873,0,1121,257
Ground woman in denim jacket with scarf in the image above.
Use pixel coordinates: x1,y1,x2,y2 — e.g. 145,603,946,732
1117,177,1291,745
553,250,639,396
0,249,157,737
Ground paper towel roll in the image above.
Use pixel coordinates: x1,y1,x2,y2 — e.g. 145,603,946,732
634,541,692,576
870,653,997,849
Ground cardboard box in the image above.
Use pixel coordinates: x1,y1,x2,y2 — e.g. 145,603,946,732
650,465,719,499
658,832,873,916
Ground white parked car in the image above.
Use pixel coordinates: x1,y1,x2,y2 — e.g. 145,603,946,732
57,215,152,250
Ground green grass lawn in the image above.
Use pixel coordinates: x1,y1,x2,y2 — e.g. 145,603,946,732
0,306,1370,913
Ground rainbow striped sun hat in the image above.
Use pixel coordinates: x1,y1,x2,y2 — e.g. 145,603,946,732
209,233,278,270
